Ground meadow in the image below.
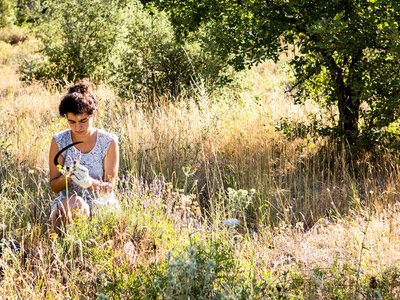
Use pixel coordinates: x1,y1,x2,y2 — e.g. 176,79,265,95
0,28,400,299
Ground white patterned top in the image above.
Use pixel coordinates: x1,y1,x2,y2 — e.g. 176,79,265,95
53,129,118,205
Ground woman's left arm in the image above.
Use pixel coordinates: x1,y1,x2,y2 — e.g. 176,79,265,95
91,139,119,193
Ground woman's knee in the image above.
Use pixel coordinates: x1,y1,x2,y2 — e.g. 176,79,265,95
60,196,90,220
68,196,90,217
50,196,90,227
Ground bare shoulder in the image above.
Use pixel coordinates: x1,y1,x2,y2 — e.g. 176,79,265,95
107,138,119,153
50,136,60,153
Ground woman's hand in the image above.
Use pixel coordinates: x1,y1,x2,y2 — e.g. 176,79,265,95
71,164,93,189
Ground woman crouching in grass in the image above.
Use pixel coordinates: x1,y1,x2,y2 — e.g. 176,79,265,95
49,79,119,233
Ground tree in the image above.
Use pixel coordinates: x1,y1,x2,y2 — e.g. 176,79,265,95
14,0,44,25
112,2,236,101
19,0,235,99
0,0,14,27
20,0,124,83
154,0,400,148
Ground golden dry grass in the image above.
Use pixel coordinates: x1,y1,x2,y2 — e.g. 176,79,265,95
1,37,400,298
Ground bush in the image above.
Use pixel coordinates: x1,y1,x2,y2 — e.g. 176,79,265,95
19,0,124,84
14,0,43,25
111,2,236,101
19,0,236,100
99,238,257,299
0,0,13,28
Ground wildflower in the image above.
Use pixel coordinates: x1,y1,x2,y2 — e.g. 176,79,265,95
104,182,111,193
49,121,54,125
8,180,12,185
295,222,304,231
222,219,240,227
181,196,192,206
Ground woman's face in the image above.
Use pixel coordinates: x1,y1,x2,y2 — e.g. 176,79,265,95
66,112,96,137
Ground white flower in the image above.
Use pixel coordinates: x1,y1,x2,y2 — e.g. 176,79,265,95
222,219,240,227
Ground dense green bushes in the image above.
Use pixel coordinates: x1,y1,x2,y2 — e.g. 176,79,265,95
20,0,122,84
0,0,14,27
18,0,235,100
14,0,43,25
113,3,234,100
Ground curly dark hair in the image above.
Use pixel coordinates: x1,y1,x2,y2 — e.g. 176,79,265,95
59,79,98,116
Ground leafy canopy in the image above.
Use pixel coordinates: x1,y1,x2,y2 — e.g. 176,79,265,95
112,1,237,101
20,0,123,83
155,0,400,149
19,0,235,100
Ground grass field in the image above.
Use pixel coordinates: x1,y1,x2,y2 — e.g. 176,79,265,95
0,30,400,299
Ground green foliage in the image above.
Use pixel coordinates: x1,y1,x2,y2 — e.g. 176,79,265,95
112,2,190,99
19,0,124,84
275,117,315,141
18,0,235,99
99,237,256,299
14,0,44,25
111,2,235,101
154,239,242,299
0,0,14,27
154,0,400,149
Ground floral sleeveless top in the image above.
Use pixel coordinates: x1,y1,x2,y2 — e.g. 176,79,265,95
53,129,118,202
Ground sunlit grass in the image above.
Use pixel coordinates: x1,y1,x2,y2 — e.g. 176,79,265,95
0,35,400,298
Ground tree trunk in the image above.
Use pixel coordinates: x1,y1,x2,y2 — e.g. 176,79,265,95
331,62,361,147
337,85,361,146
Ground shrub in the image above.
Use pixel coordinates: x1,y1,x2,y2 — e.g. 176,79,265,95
111,2,236,101
19,0,124,84
99,238,256,299
0,0,13,28
14,0,43,25
18,0,236,99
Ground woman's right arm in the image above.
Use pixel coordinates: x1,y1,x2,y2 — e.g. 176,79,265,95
49,137,72,193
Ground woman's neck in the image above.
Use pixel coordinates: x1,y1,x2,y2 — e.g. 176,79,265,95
71,128,97,143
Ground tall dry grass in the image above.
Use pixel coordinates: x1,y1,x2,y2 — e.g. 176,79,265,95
1,57,400,225
0,35,400,298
